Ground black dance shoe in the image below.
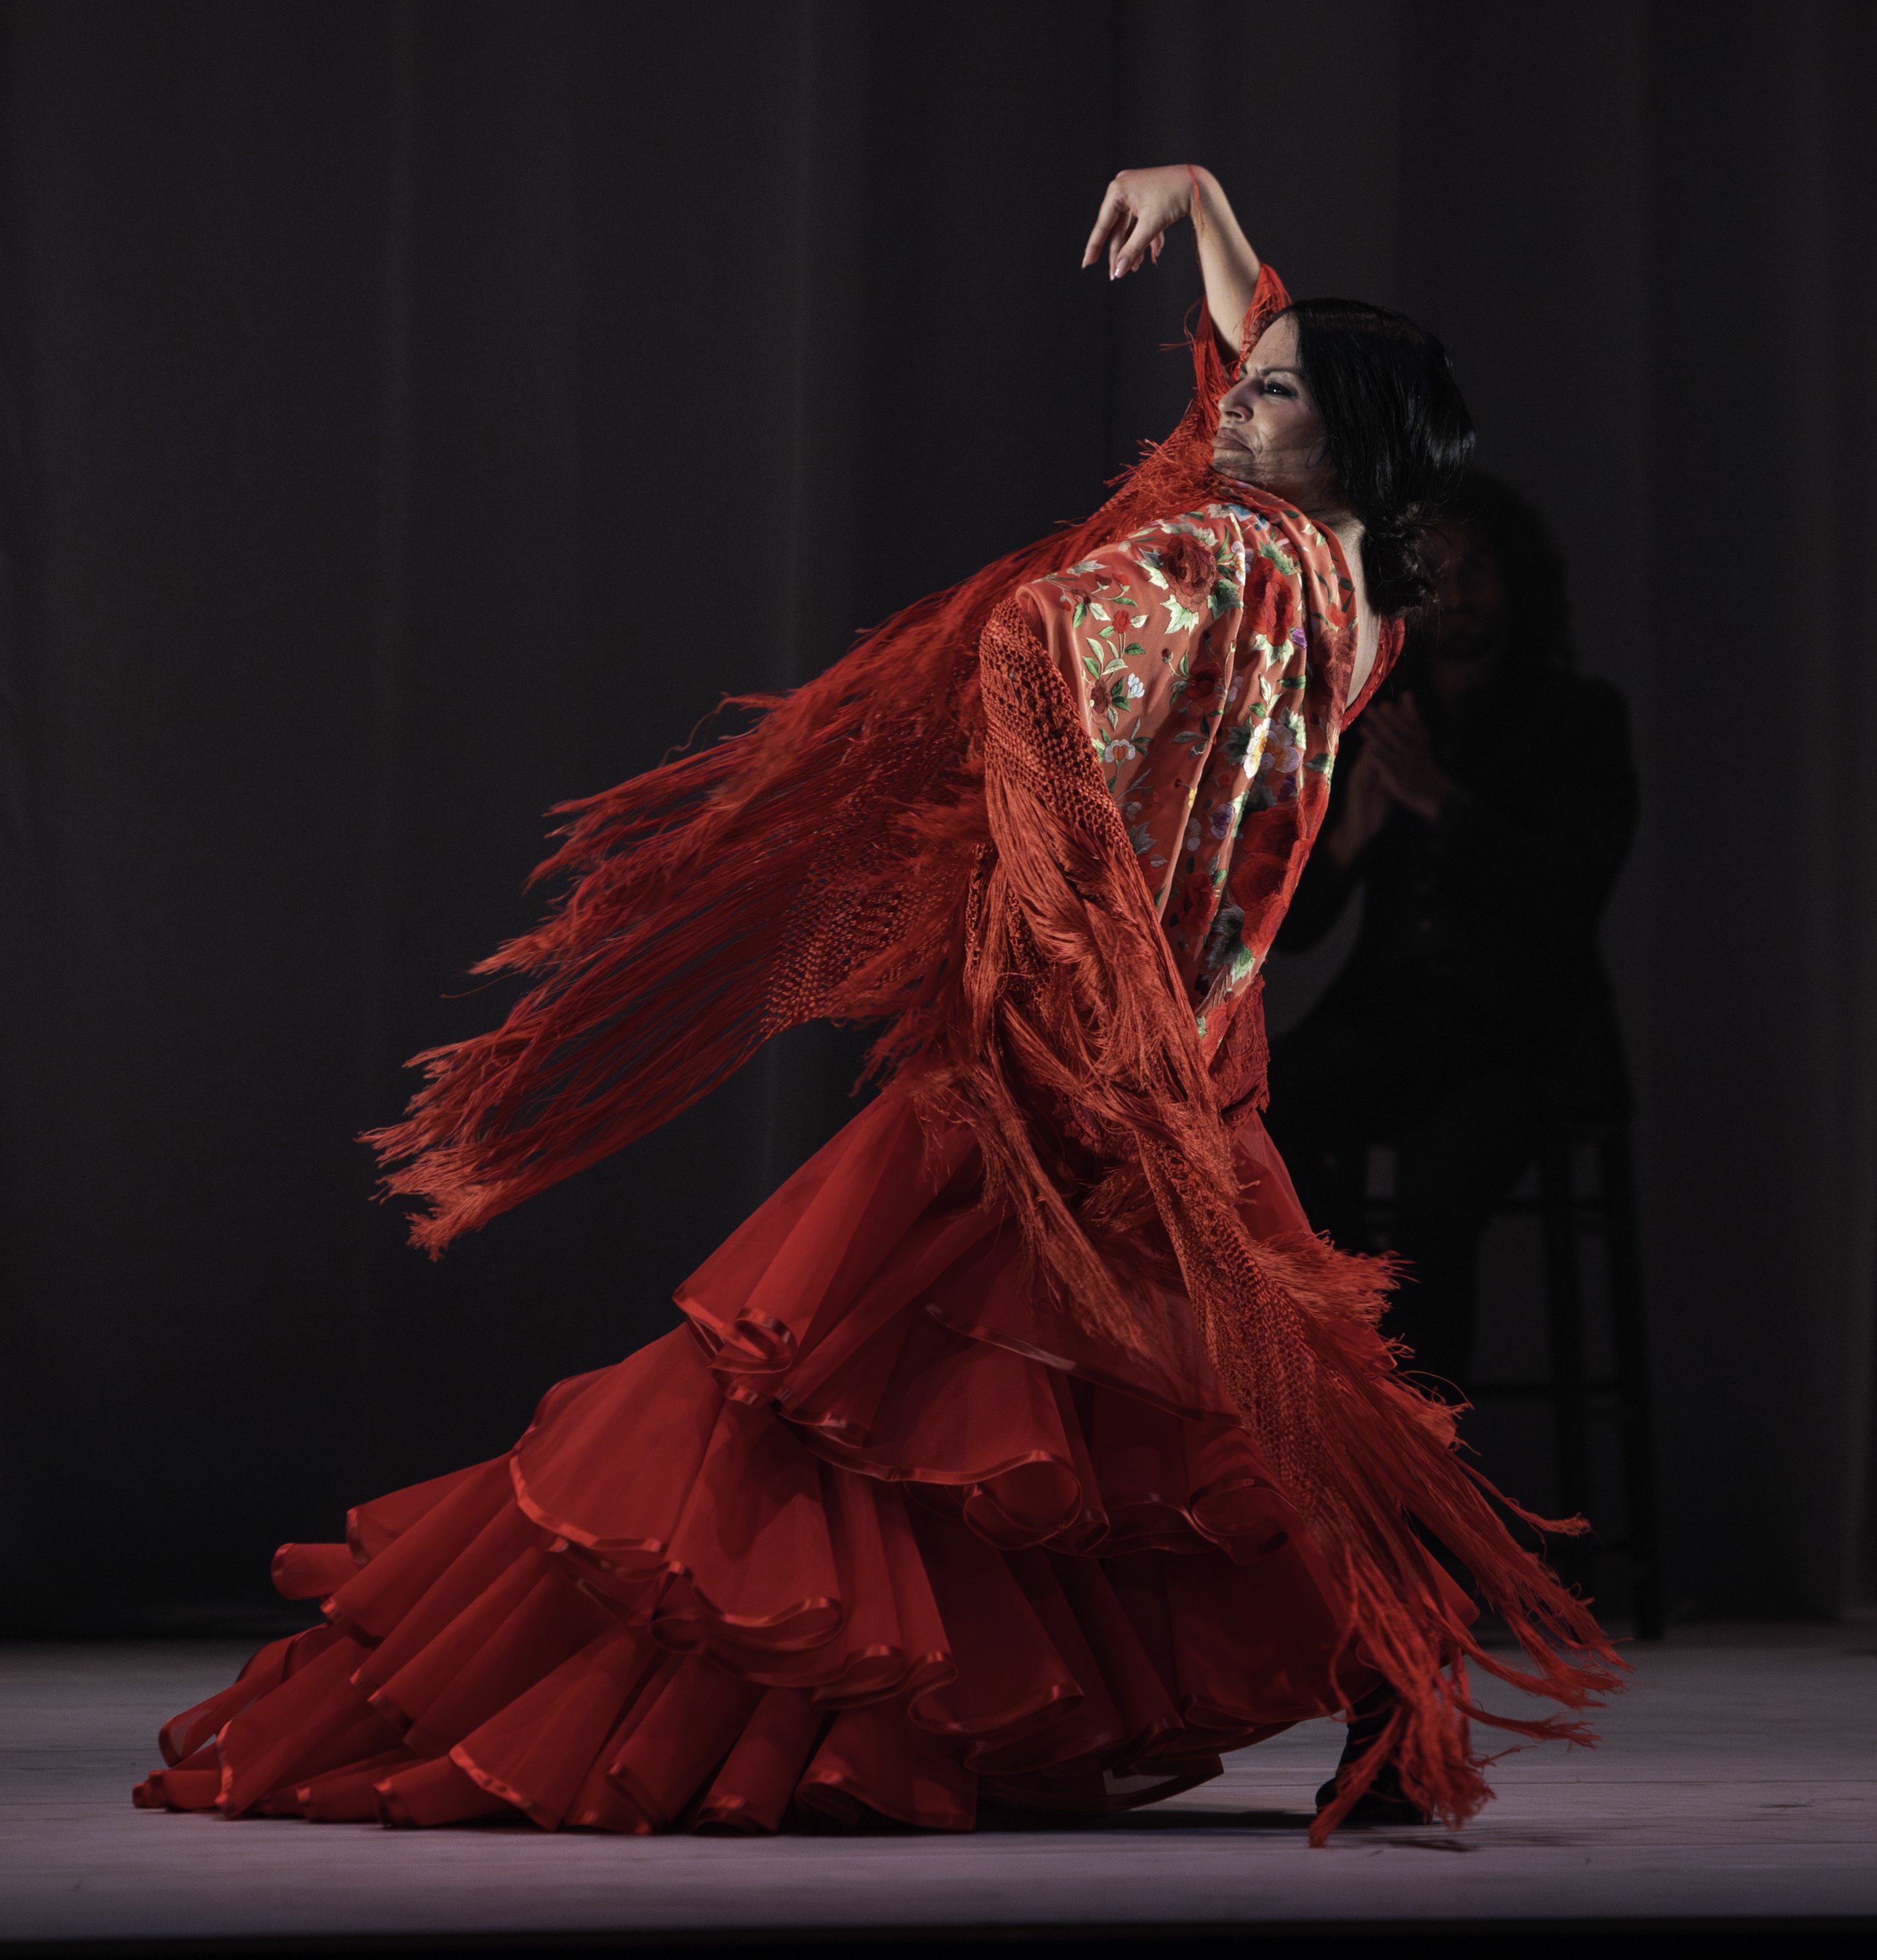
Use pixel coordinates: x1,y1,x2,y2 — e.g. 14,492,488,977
1315,1685,1432,1827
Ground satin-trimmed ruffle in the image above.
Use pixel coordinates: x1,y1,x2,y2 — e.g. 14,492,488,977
135,1089,1376,1833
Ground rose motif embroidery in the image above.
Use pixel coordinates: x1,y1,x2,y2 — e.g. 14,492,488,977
1158,531,1219,610
1185,665,1223,707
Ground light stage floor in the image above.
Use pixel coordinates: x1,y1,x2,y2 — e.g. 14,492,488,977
1,1624,1872,1951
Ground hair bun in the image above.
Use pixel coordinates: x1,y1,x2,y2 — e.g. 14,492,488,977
1280,298,1476,617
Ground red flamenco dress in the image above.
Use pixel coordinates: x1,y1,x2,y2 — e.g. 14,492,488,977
135,266,1619,1842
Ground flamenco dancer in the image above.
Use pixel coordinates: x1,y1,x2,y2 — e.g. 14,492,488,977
136,166,1619,1842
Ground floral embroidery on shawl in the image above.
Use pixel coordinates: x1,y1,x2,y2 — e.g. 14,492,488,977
1022,496,1379,1051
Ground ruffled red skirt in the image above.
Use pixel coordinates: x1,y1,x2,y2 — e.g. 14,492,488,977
134,1088,1391,1833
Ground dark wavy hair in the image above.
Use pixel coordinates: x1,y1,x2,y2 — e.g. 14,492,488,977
1278,298,1475,617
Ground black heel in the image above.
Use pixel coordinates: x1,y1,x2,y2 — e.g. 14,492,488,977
1315,1684,1432,1825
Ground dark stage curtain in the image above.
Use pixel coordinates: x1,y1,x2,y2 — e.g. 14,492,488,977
1,0,1871,1632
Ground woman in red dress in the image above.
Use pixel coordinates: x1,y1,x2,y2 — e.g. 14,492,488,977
135,166,1618,1844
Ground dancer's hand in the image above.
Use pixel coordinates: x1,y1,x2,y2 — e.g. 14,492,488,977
1084,166,1264,355
1082,166,1199,280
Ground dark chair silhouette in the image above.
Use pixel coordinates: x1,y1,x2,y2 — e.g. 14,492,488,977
1364,1117,1664,1639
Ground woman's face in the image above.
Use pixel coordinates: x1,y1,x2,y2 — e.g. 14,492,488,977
1212,314,1342,516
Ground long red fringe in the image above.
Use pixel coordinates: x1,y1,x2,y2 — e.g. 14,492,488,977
912,599,1619,1841
365,275,1293,1251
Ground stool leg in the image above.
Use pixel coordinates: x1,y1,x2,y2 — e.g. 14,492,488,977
1599,1124,1664,1639
1538,1138,1593,1594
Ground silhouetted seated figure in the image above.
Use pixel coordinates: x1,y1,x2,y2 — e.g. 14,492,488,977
1265,476,1638,1393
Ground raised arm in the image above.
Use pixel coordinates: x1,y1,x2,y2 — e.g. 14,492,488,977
1082,166,1264,356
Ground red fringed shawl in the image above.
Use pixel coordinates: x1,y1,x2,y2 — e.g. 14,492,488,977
369,267,1622,1838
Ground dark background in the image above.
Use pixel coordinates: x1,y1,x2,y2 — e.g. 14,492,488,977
1,0,1872,1635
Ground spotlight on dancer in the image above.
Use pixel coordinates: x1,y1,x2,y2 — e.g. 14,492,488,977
135,165,1620,1843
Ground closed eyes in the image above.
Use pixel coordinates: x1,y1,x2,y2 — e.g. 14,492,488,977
1233,368,1300,401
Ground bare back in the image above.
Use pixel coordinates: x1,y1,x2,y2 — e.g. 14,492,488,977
1334,518,1381,704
